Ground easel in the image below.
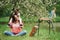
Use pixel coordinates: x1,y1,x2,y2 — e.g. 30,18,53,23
37,17,55,35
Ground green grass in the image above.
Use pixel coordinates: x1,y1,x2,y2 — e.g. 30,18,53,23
0,17,60,40
55,16,60,22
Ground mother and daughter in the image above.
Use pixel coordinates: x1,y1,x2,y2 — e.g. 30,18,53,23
4,7,56,36
4,8,27,36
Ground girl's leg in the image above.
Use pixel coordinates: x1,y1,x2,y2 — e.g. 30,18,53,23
4,31,14,36
17,30,27,36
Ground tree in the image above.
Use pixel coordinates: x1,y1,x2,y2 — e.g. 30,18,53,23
0,0,60,21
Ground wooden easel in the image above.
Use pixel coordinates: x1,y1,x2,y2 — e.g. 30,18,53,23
37,17,55,35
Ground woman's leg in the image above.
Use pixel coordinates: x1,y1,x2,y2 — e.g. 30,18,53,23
17,30,27,36
4,31,14,36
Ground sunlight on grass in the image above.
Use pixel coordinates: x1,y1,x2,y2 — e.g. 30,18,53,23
0,17,60,40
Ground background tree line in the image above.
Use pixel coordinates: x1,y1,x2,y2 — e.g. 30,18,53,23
0,0,60,22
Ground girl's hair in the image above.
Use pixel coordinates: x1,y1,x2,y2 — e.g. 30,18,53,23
16,8,19,11
9,8,19,21
14,10,18,15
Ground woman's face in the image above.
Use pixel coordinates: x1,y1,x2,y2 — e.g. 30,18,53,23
14,15,19,21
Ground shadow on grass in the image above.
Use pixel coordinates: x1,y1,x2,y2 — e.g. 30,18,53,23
56,27,60,32
0,22,8,25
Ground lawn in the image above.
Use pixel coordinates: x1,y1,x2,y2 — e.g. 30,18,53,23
0,17,60,40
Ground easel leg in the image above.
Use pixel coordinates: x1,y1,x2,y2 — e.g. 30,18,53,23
51,21,55,34
37,19,42,36
38,22,40,35
48,20,51,34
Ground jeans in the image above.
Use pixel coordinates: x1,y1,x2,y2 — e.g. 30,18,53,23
4,30,27,36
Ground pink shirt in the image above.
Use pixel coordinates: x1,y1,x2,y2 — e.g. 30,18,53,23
8,22,22,34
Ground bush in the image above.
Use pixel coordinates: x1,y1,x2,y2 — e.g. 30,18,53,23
55,16,60,22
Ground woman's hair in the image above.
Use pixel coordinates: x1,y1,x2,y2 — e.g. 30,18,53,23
52,7,56,10
12,15,17,23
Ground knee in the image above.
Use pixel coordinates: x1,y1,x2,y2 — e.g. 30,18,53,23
4,31,8,34
23,30,27,34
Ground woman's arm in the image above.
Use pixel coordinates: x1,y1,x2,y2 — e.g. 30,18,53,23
8,19,13,28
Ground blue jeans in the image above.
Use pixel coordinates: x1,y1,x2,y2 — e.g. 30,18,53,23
4,30,27,36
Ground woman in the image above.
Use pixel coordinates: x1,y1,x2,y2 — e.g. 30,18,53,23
49,7,56,19
4,15,27,36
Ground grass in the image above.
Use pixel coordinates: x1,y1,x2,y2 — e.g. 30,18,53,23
55,16,60,22
0,17,60,40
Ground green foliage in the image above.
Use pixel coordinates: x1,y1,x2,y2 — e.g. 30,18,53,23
0,18,60,40
0,0,60,20
0,0,49,18
56,2,60,16
0,0,12,17
55,16,60,22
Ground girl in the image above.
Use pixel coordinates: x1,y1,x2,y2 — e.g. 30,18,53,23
9,8,22,25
